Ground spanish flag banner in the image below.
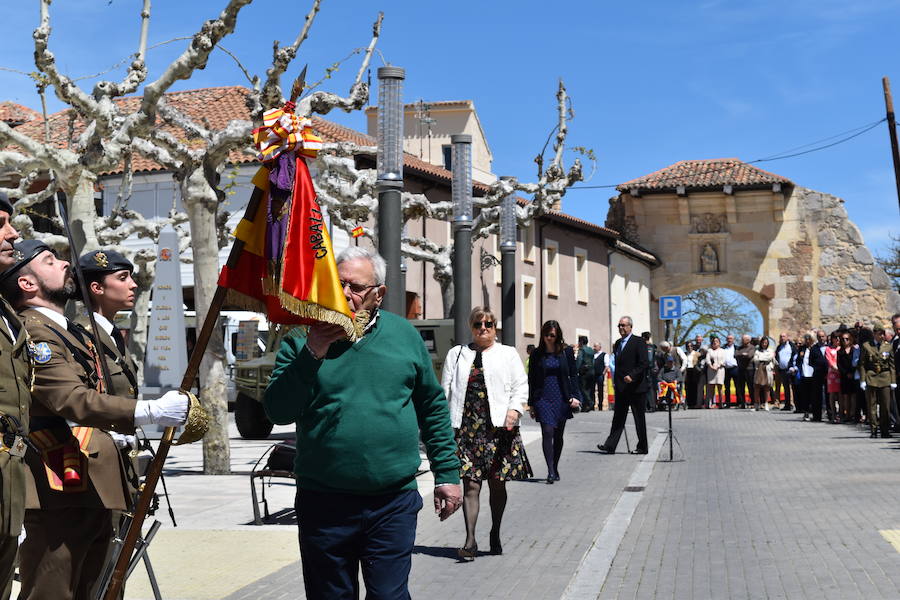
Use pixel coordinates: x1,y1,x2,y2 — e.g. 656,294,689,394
217,166,304,325
218,103,364,338
271,155,359,337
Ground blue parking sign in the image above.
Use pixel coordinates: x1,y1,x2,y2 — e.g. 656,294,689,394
659,295,682,320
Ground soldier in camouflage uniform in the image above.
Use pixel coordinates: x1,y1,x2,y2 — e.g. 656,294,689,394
0,193,34,600
859,323,897,439
0,240,188,600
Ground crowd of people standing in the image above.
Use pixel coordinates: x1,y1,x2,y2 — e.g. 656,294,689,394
660,319,900,438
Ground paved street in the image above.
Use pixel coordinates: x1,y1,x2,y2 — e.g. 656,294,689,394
100,408,900,599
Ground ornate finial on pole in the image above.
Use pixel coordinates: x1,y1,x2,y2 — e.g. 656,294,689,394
289,64,308,106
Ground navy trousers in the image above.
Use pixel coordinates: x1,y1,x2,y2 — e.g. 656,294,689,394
296,488,423,600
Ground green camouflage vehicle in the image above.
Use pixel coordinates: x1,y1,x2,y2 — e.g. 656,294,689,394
233,353,277,439
231,319,454,440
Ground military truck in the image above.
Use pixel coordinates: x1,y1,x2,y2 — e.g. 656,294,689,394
232,319,455,440
233,353,277,439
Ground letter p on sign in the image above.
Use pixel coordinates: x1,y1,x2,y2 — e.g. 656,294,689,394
659,295,682,320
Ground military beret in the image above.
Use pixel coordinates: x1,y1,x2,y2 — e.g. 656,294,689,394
78,249,133,274
0,239,52,282
873,323,886,333
0,192,13,217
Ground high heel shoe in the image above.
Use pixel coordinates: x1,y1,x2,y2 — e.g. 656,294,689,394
489,529,502,555
457,544,477,561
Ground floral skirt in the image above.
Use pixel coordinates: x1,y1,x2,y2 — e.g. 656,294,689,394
455,366,532,482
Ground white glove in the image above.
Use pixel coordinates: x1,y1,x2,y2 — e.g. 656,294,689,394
134,391,189,427
859,381,867,391
110,432,137,450
892,383,897,390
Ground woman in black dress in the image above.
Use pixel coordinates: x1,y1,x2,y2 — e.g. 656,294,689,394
837,330,858,423
527,320,582,484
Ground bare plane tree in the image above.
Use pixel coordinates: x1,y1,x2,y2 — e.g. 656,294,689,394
127,6,383,473
0,0,306,473
314,80,585,315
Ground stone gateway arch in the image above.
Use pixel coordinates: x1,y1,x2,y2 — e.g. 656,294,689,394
606,159,900,335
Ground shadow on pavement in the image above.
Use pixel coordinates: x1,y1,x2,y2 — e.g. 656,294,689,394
242,507,297,526
412,545,464,560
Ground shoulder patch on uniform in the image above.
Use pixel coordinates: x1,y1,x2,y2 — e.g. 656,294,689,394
32,341,52,364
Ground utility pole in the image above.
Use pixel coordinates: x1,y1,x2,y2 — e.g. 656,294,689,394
882,77,900,213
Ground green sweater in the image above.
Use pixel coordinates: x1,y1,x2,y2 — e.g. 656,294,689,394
264,311,460,494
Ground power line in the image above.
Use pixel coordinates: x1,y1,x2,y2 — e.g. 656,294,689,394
570,117,887,191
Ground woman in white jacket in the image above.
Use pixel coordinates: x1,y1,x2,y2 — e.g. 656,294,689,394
442,307,531,561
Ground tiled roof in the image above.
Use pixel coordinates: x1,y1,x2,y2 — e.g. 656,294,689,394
10,86,254,173
311,115,490,192
6,86,490,191
0,102,41,126
616,158,793,193
513,196,625,242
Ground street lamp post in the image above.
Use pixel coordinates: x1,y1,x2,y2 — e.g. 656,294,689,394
451,134,473,345
376,66,405,315
499,177,517,345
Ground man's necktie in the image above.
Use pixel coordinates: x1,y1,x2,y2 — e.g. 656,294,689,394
111,326,127,356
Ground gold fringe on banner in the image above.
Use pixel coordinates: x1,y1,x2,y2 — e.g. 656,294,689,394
277,292,369,341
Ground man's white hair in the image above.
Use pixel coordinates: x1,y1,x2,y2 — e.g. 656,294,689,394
336,246,387,285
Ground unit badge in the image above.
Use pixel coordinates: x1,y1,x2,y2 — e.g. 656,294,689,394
32,342,52,364
93,252,109,269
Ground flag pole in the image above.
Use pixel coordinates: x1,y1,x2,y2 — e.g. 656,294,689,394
103,65,307,599
101,187,264,600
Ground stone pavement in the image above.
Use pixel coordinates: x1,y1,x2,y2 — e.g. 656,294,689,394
54,407,900,599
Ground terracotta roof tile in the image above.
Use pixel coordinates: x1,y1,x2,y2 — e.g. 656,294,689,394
616,158,792,193
6,86,490,190
0,102,41,126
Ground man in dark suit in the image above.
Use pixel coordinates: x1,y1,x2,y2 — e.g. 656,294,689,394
598,316,650,454
593,343,608,410
892,314,900,431
575,335,595,412
791,332,828,422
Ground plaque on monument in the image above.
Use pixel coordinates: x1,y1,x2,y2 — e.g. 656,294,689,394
142,227,189,437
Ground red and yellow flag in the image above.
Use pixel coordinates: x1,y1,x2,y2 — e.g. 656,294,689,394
218,129,363,336
275,157,357,336
219,102,364,337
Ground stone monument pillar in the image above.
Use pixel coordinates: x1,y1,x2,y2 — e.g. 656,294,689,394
142,226,189,437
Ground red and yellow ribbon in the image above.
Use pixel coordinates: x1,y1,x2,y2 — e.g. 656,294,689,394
252,104,322,162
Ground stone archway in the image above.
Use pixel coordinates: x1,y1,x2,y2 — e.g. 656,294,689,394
606,159,900,335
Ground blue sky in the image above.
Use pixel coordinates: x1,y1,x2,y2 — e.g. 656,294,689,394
1,0,898,269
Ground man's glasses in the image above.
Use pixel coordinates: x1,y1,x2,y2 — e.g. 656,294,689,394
340,279,378,295
617,323,630,328
472,321,495,329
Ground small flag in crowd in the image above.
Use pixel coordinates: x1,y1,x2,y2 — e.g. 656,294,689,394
351,226,364,238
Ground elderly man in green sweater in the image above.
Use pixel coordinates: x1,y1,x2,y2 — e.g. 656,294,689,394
265,247,462,599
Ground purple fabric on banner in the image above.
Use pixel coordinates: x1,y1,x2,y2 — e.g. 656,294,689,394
266,152,296,260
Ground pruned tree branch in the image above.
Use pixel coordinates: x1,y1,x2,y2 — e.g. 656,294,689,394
259,0,323,111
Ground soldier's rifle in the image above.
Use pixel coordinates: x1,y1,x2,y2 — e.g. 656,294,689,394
101,68,309,600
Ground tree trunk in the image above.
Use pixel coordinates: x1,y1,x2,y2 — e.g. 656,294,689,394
441,280,453,319
66,173,100,253
127,262,155,385
182,169,231,475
